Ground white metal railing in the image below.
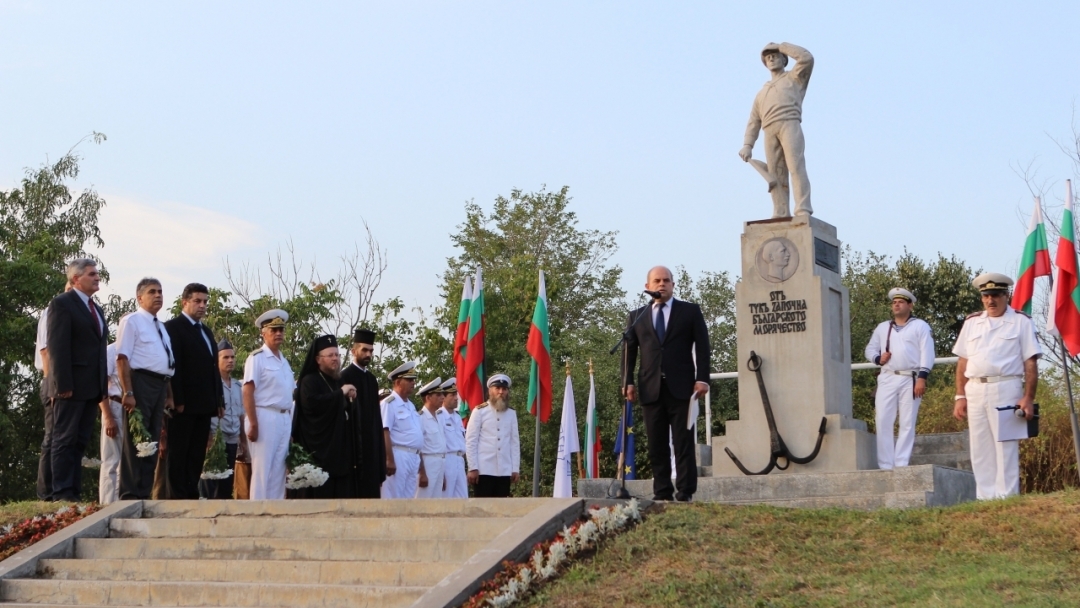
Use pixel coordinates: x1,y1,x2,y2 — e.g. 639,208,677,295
702,356,960,445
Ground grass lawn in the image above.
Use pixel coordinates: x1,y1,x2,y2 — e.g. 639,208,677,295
0,502,58,528
522,489,1080,607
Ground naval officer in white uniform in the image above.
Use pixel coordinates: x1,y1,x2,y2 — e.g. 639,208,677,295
380,362,424,498
465,374,520,497
952,273,1040,499
415,377,448,498
439,378,469,499
242,309,296,500
864,288,936,469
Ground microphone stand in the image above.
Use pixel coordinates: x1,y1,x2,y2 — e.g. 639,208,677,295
607,294,656,499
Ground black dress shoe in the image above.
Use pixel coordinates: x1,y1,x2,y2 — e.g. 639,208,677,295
675,494,692,502
652,495,674,502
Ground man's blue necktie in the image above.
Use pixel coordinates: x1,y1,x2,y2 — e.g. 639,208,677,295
655,302,666,343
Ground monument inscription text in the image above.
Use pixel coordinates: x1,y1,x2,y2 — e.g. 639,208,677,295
749,290,808,335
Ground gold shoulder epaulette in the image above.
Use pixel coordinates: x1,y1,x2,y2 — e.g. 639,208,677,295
476,402,489,409
965,311,983,319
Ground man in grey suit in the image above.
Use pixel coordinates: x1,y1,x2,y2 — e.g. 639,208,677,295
45,259,108,502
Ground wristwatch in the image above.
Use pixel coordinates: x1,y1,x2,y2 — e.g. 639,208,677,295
124,391,134,397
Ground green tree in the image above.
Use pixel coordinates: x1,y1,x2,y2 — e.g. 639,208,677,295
0,135,109,502
430,186,630,495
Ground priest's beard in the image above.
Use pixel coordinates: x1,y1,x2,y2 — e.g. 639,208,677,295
320,367,341,380
491,395,509,411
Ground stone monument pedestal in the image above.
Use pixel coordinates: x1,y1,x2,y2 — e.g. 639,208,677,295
711,215,877,475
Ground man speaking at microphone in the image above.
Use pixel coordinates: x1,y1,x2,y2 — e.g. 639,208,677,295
624,266,711,502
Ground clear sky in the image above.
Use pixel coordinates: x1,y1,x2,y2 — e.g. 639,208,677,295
3,1,1079,314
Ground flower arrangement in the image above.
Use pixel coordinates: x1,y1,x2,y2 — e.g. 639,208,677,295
81,457,101,468
285,442,328,489
463,499,643,608
0,503,101,562
127,407,157,457
200,427,232,480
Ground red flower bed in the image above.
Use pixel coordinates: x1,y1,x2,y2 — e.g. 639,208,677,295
0,504,101,562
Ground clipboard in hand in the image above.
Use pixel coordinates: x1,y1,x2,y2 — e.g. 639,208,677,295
995,404,1040,441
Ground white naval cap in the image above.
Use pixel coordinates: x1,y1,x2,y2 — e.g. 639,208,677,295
417,377,443,397
972,272,1013,293
387,361,419,381
378,388,391,400
439,377,457,394
888,288,916,304
255,309,289,329
487,373,512,388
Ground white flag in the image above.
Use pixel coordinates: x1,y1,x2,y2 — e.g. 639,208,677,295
553,373,580,498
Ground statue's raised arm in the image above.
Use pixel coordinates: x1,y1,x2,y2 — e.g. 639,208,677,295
738,42,814,219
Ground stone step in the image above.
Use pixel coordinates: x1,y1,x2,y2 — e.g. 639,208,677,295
109,516,512,541
0,578,424,607
37,558,456,587
910,431,968,456
715,490,931,510
908,452,972,471
579,464,975,509
140,498,544,520
75,537,489,563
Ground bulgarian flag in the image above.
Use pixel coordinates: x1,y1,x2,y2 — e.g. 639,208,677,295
1048,180,1080,356
585,364,601,478
461,267,487,408
1011,197,1051,315
526,270,553,423
454,277,473,418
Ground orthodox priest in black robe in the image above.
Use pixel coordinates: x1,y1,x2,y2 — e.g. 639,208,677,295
340,328,386,498
292,334,361,498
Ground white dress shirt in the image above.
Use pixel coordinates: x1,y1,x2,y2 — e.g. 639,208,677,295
465,404,520,476
419,407,449,455
242,344,295,411
953,308,1042,378
864,317,935,375
381,392,424,451
106,343,120,398
442,409,467,454
35,308,49,372
115,308,174,375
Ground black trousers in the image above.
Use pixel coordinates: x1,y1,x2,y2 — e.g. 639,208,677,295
165,412,212,499
36,388,55,501
120,371,167,500
642,380,697,500
475,475,512,497
49,396,99,501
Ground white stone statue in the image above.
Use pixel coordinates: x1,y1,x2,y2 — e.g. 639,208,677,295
739,42,814,219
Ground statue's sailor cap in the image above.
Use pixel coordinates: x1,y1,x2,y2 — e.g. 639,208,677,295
973,273,1013,294
255,309,289,329
378,388,391,400
487,374,512,389
439,378,457,394
417,377,443,397
888,288,916,304
388,361,418,381
760,42,788,65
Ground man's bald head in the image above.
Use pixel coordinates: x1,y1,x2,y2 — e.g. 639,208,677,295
645,266,675,302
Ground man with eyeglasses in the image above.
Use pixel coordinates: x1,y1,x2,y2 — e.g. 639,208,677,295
242,309,295,499
952,273,1041,499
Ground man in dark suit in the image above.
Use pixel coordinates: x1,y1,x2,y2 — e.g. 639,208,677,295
340,328,386,498
45,259,108,502
624,266,711,502
163,283,223,499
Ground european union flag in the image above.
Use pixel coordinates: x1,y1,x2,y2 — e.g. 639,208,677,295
613,399,636,480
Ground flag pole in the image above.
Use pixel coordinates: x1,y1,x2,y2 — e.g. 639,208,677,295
532,393,542,497
1057,338,1080,483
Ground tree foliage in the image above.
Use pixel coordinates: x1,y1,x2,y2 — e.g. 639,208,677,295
0,136,108,502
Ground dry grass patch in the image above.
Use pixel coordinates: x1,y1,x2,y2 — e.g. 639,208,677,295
521,490,1080,607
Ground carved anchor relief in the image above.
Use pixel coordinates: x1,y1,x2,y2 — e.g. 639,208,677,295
724,351,827,475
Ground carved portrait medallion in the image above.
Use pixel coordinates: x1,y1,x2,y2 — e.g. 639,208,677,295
756,237,799,283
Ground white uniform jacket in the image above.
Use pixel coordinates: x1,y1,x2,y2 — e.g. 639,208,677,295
952,308,1041,378
465,404,520,476
864,317,935,377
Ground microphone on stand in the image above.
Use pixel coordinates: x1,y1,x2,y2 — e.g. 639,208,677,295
643,289,663,300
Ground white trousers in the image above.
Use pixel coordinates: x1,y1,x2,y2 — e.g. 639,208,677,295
381,449,420,499
442,453,468,498
875,373,921,470
99,400,125,505
415,454,445,498
967,379,1022,500
246,407,291,500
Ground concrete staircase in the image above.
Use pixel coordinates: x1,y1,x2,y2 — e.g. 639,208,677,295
908,431,971,471
0,498,572,608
